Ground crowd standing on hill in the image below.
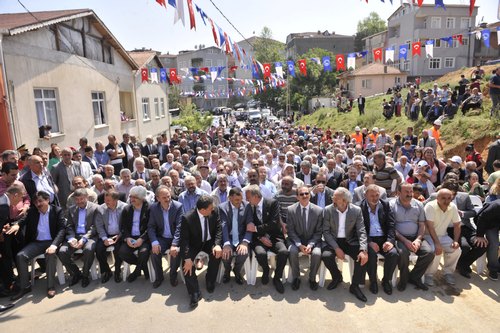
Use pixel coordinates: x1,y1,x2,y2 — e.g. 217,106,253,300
0,71,500,312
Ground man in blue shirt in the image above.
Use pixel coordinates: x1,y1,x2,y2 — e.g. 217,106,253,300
489,67,500,118
177,176,208,213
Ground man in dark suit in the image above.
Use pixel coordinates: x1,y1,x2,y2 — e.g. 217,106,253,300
20,155,58,206
180,195,222,309
295,161,317,186
219,187,252,284
485,134,500,174
148,186,183,288
339,167,363,196
310,173,334,209
8,191,66,300
51,147,83,210
360,185,399,295
95,190,127,283
245,185,288,293
322,187,369,302
141,135,159,160
357,94,366,115
287,186,324,290
58,188,99,288
120,133,134,170
131,157,152,182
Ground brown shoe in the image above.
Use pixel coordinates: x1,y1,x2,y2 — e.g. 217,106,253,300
47,288,56,299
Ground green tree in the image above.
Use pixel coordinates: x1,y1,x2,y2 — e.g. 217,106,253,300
171,102,212,132
354,12,387,51
168,85,180,109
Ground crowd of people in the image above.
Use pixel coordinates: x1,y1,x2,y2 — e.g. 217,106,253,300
0,96,499,311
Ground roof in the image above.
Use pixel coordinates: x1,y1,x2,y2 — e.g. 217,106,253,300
362,30,388,41
346,63,406,77
0,9,139,70
388,3,478,21
287,31,353,39
128,51,158,68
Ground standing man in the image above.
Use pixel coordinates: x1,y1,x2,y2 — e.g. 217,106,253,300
179,195,222,309
50,147,82,210
474,199,500,280
391,183,434,291
286,186,323,291
147,186,183,288
357,94,365,115
360,185,398,295
485,133,500,175
245,185,288,293
8,191,66,300
488,67,500,118
219,187,252,284
321,187,368,302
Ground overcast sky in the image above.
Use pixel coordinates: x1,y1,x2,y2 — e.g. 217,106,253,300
1,0,497,54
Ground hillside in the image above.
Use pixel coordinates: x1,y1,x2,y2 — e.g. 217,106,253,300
298,65,500,159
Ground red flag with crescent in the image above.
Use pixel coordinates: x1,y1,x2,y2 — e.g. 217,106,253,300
298,59,307,76
224,32,231,53
417,0,424,6
469,0,475,16
169,68,177,84
454,34,463,45
263,63,271,78
412,42,421,56
156,0,166,7
141,68,148,82
187,0,196,30
336,54,345,71
209,19,218,46
373,48,383,61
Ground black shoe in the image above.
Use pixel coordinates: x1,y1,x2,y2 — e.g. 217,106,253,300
189,292,202,309
397,280,406,291
10,287,31,301
349,285,367,302
153,278,164,289
233,271,244,285
81,276,90,288
309,280,318,291
261,272,270,285
273,277,284,294
170,276,178,287
206,281,215,293
114,271,122,283
458,267,472,279
0,304,15,312
382,280,393,295
292,278,301,290
409,278,429,291
69,273,82,286
369,281,378,294
488,271,498,281
222,272,230,284
101,271,112,284
143,268,150,281
327,274,343,290
127,271,140,283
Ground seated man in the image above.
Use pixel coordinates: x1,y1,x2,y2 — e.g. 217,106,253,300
95,190,127,283
220,187,252,284
423,189,462,286
287,186,323,291
58,188,99,288
474,199,500,280
147,186,183,288
179,195,222,309
391,182,434,291
322,187,369,302
460,87,482,115
245,185,288,293
9,190,66,300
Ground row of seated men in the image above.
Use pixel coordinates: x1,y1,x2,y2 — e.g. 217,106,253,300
1,180,499,310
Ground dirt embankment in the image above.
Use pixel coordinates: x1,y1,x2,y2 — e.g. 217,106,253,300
443,136,495,162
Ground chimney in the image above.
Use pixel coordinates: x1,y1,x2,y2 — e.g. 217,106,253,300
384,66,388,74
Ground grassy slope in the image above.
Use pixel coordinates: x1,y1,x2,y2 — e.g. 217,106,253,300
298,65,500,158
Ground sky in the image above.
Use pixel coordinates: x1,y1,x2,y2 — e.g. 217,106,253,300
1,0,498,55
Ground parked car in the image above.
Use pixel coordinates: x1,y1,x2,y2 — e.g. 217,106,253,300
261,108,271,119
211,107,224,115
233,108,247,120
266,115,278,123
248,109,262,123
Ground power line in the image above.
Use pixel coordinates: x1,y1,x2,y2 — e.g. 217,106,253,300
208,0,254,48
17,0,40,21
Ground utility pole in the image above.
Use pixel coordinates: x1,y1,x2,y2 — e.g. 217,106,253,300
467,26,472,67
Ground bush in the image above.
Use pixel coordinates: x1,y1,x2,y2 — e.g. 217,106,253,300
171,103,212,132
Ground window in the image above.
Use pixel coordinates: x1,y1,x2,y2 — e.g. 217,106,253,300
434,39,441,48
430,17,441,29
205,59,213,67
446,18,455,29
403,60,410,71
361,79,372,89
160,98,165,117
460,18,471,29
91,91,106,125
462,37,469,46
34,88,60,133
142,97,150,120
429,58,441,69
154,97,160,118
444,57,455,68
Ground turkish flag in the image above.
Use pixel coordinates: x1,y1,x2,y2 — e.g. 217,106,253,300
412,42,421,56
209,19,218,46
229,65,238,72
224,32,231,53
454,34,464,45
200,67,209,73
156,0,166,7
469,0,475,16
417,0,423,6
141,68,148,82
298,59,307,76
373,48,383,61
169,68,177,84
187,0,196,30
336,54,345,71
263,63,271,78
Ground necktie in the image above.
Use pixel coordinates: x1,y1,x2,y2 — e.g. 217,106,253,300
253,206,259,224
302,207,308,230
140,172,144,180
203,216,208,242
149,145,152,153
232,207,239,247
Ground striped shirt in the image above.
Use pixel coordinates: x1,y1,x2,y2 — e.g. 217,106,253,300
373,164,399,194
275,191,298,224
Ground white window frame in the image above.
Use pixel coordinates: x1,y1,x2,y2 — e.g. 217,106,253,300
91,91,106,126
160,98,165,117
434,39,442,48
361,79,372,89
460,18,471,29
142,97,150,121
430,17,441,29
462,37,469,46
206,59,213,67
154,97,160,119
34,88,61,133
403,60,410,72
428,57,441,70
444,57,455,69
445,17,455,29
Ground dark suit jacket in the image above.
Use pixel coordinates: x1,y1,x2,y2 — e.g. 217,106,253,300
253,198,284,241
66,201,99,241
121,202,150,241
486,140,500,174
97,192,126,205
295,171,317,185
141,144,158,158
286,202,323,247
120,142,133,169
20,170,59,206
51,161,83,208
82,155,98,173
95,201,127,239
339,179,363,190
130,156,151,170
359,199,396,244
18,205,66,246
131,169,152,182
157,144,170,163
147,200,183,246
326,171,343,190
180,208,222,261
310,187,334,208
219,201,253,246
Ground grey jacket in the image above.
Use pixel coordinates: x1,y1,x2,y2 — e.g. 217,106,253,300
323,203,367,251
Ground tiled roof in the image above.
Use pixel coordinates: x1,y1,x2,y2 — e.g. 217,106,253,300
349,63,405,76
128,51,157,68
0,9,92,34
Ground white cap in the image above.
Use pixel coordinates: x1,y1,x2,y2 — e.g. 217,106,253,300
449,156,462,164
417,160,428,168
372,127,379,132
354,126,360,131
433,119,442,126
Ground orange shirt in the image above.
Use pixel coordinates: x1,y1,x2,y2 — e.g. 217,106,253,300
352,132,363,144
429,127,441,142
368,133,378,143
